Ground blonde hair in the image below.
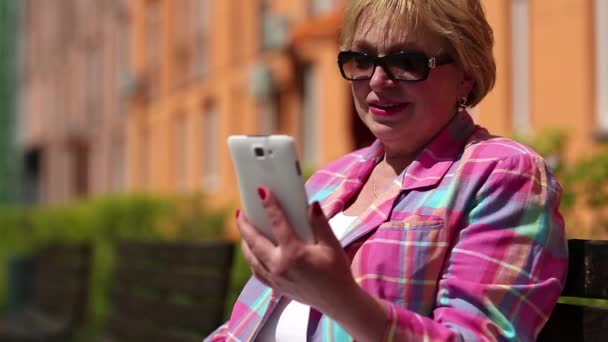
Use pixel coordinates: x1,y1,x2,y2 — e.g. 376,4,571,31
340,0,495,107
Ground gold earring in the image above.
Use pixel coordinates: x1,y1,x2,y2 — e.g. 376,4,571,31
457,96,467,112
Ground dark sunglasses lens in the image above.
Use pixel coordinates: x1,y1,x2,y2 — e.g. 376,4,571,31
340,53,374,80
387,53,428,81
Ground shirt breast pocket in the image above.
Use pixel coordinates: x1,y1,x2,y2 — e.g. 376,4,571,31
352,216,448,314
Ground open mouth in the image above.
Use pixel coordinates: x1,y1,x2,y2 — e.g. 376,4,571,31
369,102,408,116
374,103,402,109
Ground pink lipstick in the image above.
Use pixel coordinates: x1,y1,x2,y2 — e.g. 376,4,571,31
369,102,408,116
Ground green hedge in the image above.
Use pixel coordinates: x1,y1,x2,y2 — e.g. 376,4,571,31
0,193,250,338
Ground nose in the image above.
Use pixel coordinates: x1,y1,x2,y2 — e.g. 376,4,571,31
369,65,396,90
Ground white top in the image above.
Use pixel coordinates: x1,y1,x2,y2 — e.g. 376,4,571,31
255,212,357,342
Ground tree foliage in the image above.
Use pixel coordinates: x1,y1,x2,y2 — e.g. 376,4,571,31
514,129,608,237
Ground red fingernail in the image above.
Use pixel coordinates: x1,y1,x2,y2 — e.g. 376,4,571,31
312,202,323,216
235,209,240,218
257,187,266,200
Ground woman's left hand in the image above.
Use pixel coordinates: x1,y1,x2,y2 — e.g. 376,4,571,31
236,186,358,313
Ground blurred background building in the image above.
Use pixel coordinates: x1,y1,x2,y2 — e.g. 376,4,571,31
11,0,608,234
19,0,131,204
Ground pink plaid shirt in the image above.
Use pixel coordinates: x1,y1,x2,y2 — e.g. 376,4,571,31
206,111,568,341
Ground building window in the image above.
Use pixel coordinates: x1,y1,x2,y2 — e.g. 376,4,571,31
175,114,188,190
23,149,42,204
117,11,130,116
85,49,100,121
174,0,191,87
140,129,150,188
145,0,162,98
111,138,125,192
173,0,190,87
260,0,288,51
250,62,278,134
202,104,219,192
191,0,210,80
174,0,209,85
596,0,608,133
301,65,319,166
70,142,90,199
310,0,336,16
260,0,270,51
511,0,531,134
259,103,278,134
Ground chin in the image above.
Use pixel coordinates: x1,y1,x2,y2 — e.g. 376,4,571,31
367,123,408,142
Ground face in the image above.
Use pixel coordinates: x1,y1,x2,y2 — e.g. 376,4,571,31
349,21,474,157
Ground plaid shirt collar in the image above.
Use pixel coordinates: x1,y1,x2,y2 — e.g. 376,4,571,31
313,111,477,248
361,110,477,190
318,111,476,212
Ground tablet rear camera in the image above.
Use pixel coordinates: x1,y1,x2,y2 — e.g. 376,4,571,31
254,147,265,157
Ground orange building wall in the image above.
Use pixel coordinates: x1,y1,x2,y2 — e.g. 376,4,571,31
124,0,605,238
126,1,350,202
478,0,599,163
530,0,596,160
477,0,512,136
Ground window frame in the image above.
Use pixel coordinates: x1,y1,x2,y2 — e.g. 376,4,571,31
511,0,531,135
202,104,219,192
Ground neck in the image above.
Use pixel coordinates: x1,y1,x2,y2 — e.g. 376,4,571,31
377,151,413,177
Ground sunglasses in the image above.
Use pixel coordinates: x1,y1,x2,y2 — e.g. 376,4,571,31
337,50,454,82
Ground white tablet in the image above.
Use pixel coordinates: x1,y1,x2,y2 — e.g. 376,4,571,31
227,135,313,243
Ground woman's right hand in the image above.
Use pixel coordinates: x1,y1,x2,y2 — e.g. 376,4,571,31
236,187,387,341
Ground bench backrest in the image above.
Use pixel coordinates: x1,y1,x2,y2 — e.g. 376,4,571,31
538,239,608,341
30,243,92,329
105,240,235,342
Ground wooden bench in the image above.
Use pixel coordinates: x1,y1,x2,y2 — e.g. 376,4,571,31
539,239,608,341
0,243,92,341
101,240,235,342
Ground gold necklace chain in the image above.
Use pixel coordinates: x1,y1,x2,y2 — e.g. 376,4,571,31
372,155,387,199
372,155,412,199
372,164,382,199
372,171,378,199
372,156,404,199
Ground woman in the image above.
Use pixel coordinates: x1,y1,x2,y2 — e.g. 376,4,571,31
207,0,567,341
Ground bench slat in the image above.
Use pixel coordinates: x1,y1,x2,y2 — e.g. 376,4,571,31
32,287,87,313
583,305,608,341
538,303,608,341
563,239,608,300
109,289,221,333
34,262,88,278
117,241,234,270
107,316,201,342
36,244,90,261
113,266,229,298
